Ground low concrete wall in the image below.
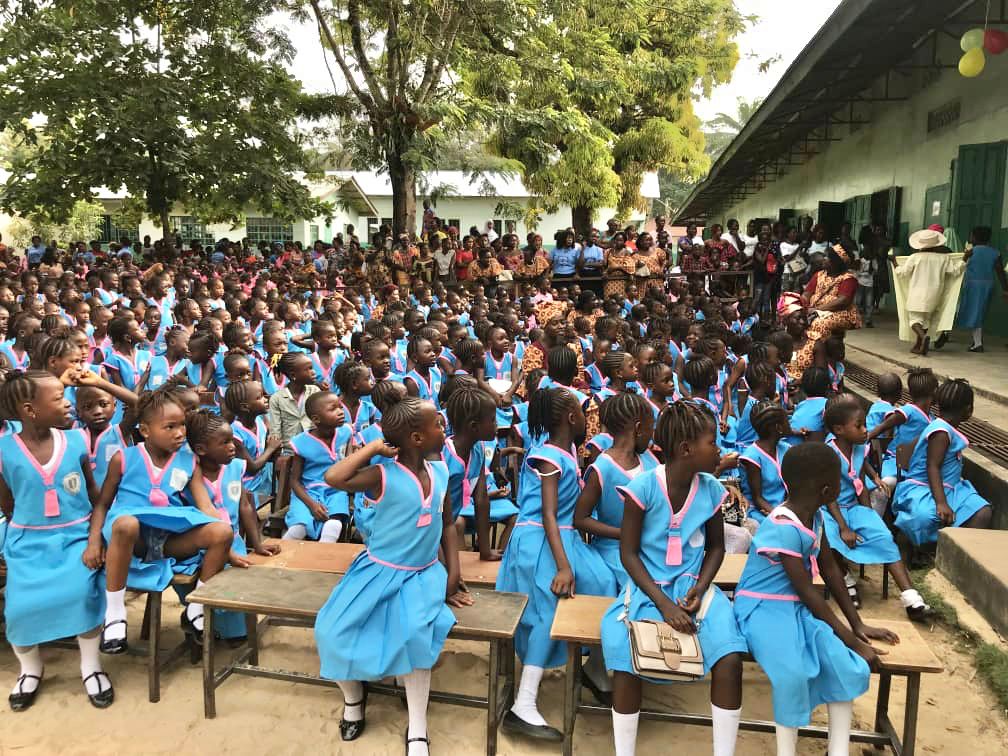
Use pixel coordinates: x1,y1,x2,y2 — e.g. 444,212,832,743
936,529,1008,640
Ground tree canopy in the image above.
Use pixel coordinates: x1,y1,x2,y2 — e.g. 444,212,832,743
0,0,327,239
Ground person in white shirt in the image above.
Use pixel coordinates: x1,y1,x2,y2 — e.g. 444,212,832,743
738,219,758,259
779,226,806,292
854,248,879,327
484,221,499,243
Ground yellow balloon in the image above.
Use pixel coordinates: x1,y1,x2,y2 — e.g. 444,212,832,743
961,28,985,51
959,47,986,77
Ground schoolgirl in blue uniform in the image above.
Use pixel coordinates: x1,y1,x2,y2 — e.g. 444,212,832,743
102,315,153,394
734,360,777,450
0,371,114,710
308,319,346,388
820,395,931,618
867,367,937,483
333,361,378,434
496,387,616,741
866,373,902,433
684,356,735,455
97,388,235,653
0,311,39,372
223,380,281,499
893,379,992,545
574,393,659,589
404,335,444,409
287,392,354,542
734,442,898,756
146,327,191,390
600,401,746,756
315,399,470,754
783,366,832,446
739,403,791,523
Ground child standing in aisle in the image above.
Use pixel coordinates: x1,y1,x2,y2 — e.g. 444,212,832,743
735,442,898,756
0,371,114,710
315,399,471,754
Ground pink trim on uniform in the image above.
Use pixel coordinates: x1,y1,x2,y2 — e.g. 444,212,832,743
736,589,799,602
366,551,438,571
616,485,646,511
905,477,953,490
12,430,67,517
10,513,91,530
588,462,604,492
756,546,803,559
586,433,612,452
514,520,574,530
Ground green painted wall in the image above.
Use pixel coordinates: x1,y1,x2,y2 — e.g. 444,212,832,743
713,51,1008,336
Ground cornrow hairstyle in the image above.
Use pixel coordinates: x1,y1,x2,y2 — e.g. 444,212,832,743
801,366,832,398
823,392,862,431
334,360,370,395
223,379,258,416
455,338,484,368
935,378,974,416
640,360,668,388
599,391,649,434
222,351,250,375
311,318,337,338
745,359,777,392
750,401,789,439
698,336,725,358
364,319,390,337
683,355,716,391
188,330,219,355
276,351,308,378
446,385,496,431
362,337,390,361
406,334,431,360
370,379,407,414
653,401,715,460
416,325,440,344
381,396,426,447
524,368,546,399
39,313,65,335
186,408,229,450
906,367,939,400
222,322,247,349
438,371,477,407
136,387,187,423
108,316,134,342
593,316,620,339
528,387,579,441
0,369,52,420
600,351,629,381
35,333,79,370
547,344,578,385
748,342,772,364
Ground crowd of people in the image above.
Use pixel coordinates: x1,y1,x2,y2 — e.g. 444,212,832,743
0,214,996,756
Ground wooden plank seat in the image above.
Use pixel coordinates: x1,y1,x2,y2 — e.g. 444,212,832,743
550,595,943,756
187,566,527,756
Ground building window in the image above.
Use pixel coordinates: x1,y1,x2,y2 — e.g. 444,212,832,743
447,218,460,231
505,220,517,234
245,217,293,245
169,215,215,246
309,224,320,243
99,215,139,245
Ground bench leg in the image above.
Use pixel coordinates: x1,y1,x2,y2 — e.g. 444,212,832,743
245,612,259,666
504,639,516,708
148,591,162,703
901,673,921,756
562,643,580,756
139,591,152,641
873,671,892,751
203,608,216,718
486,638,500,756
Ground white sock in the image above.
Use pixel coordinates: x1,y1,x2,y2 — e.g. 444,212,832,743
11,645,42,695
827,700,853,756
320,519,343,543
584,648,612,692
186,580,206,632
972,327,983,347
337,680,364,721
712,704,741,756
775,724,798,756
611,709,639,756
104,588,127,641
511,664,547,726
283,523,307,540
404,668,432,755
78,632,108,695
900,588,928,610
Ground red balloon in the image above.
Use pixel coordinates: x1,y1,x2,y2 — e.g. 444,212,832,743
984,28,1008,54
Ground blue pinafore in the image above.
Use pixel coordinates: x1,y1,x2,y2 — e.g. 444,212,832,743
738,440,790,523
288,426,355,539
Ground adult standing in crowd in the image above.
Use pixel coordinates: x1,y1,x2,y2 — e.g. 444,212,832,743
935,225,1008,353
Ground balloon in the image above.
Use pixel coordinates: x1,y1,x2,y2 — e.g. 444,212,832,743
959,47,986,77
984,28,1008,54
961,28,985,51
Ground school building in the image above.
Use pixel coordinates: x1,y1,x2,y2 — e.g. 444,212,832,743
91,171,659,250
676,0,1008,336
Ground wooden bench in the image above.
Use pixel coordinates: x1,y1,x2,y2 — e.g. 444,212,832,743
550,595,943,756
188,566,526,756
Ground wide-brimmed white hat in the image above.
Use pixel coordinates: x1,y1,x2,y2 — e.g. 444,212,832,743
909,228,946,250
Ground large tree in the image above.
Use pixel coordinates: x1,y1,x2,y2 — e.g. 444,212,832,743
0,0,327,240
478,0,744,234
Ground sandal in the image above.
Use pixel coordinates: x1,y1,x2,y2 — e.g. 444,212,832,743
8,671,43,712
340,682,368,741
180,609,204,644
405,729,431,755
100,620,128,655
82,671,115,709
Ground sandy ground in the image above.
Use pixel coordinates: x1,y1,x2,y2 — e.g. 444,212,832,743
1,565,1006,755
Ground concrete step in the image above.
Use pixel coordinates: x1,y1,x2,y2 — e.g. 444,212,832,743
936,529,1008,639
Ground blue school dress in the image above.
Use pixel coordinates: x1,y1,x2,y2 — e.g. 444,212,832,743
350,422,387,540
147,355,190,390
735,507,870,727
735,395,759,450
585,362,607,393
955,244,1000,328
738,440,789,523
80,425,128,489
585,449,660,588
692,397,734,455
600,471,747,678
103,443,219,591
315,459,455,680
310,351,345,387
232,416,273,495
0,430,105,646
442,437,492,520
893,419,989,545
828,361,845,392
405,367,444,408
821,437,899,564
0,343,30,371
288,426,354,539
340,397,379,437
496,443,617,668
866,400,895,433
784,396,827,446
881,403,931,479
103,348,153,390
586,432,613,456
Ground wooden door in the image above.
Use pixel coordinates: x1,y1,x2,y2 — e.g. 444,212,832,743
952,141,1006,246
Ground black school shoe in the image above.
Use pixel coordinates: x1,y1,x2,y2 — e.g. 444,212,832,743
99,620,128,654
83,671,115,709
906,604,935,623
8,671,43,712
580,666,613,706
502,710,564,741
340,682,368,741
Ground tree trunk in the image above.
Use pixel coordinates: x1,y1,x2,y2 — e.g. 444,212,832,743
160,207,171,242
388,151,416,238
572,205,593,239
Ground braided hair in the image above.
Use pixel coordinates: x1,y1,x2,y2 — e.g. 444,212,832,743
108,316,135,343
381,397,427,447
370,379,407,414
683,355,716,392
907,367,938,400
823,392,862,431
438,371,477,408
749,401,789,439
800,366,832,398
35,333,80,372
640,360,669,389
653,401,715,459
546,344,578,385
188,330,219,358
745,359,777,393
0,369,52,421
276,351,308,378
406,334,431,361
600,351,629,381
136,387,187,423
747,341,772,365
223,379,260,416
599,391,649,434
39,313,65,335
186,408,229,450
455,338,484,370
528,387,580,441
446,386,496,432
334,360,370,395
935,378,973,416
